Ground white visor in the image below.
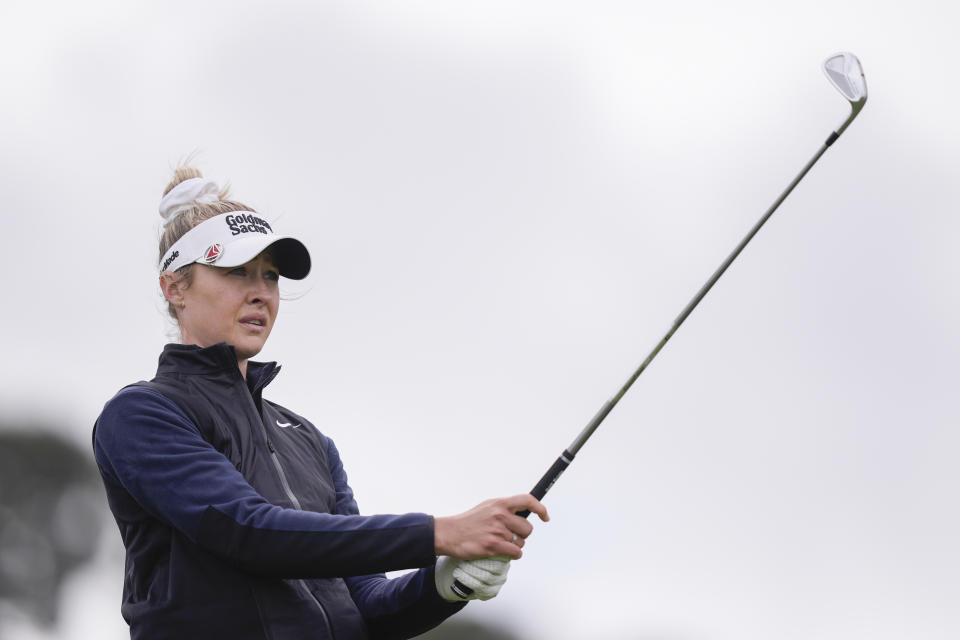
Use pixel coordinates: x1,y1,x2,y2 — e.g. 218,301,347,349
159,211,311,280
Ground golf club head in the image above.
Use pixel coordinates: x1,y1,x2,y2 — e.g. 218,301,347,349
823,52,867,136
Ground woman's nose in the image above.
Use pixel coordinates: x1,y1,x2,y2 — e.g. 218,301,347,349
248,277,276,304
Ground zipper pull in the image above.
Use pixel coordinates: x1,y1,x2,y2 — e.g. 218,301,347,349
266,438,276,453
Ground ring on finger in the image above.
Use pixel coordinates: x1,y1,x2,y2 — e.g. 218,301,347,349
511,533,518,544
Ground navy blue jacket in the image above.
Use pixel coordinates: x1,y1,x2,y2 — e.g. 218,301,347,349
93,343,464,639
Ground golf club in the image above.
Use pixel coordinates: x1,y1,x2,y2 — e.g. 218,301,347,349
451,52,867,598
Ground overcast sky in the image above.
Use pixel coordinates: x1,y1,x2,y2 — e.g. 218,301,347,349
2,1,958,638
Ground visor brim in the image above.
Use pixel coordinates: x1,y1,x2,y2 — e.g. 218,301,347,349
214,235,311,280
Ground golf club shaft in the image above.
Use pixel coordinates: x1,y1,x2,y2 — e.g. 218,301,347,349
455,126,852,596
514,133,837,517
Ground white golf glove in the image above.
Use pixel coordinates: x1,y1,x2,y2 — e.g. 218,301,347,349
435,555,511,602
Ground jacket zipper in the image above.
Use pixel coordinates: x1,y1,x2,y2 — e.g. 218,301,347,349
262,426,336,639
246,366,336,638
265,438,302,509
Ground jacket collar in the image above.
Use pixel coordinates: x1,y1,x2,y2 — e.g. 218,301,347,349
156,343,281,393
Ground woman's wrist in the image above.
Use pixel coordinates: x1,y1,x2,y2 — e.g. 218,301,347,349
433,515,452,556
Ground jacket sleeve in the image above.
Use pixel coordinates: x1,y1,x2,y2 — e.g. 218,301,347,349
93,386,436,578
323,438,466,639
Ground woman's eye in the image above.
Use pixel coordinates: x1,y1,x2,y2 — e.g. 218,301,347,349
265,271,280,282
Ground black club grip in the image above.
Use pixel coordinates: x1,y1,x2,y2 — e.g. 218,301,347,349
516,450,574,517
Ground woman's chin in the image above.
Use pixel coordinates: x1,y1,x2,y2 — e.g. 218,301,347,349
234,338,267,362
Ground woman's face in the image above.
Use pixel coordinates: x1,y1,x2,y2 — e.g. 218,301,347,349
175,252,280,364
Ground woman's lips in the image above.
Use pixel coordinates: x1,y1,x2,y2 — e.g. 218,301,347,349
239,316,267,332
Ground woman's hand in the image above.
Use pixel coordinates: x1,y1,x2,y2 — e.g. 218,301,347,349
434,494,549,560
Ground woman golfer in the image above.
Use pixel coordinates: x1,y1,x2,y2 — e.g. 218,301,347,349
93,167,548,640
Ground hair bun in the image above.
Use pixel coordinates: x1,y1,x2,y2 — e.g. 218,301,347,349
159,177,221,228
163,166,204,197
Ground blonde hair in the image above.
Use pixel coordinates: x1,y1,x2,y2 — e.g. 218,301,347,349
159,166,256,320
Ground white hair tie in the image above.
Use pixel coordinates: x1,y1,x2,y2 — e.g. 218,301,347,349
158,177,221,228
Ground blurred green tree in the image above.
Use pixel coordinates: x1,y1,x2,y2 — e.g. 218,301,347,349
0,429,102,626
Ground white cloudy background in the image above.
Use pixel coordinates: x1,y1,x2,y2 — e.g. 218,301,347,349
1,1,957,638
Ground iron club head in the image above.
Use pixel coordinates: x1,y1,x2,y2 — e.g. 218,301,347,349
823,52,867,135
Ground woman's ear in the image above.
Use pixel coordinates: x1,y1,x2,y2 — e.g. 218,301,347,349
159,272,186,309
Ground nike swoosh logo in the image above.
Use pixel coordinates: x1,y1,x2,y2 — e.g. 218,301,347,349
276,420,301,429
